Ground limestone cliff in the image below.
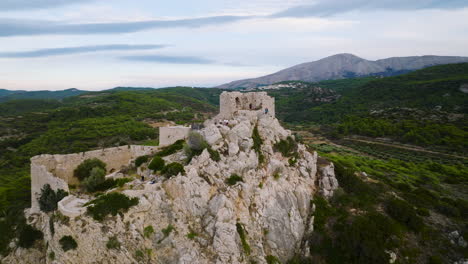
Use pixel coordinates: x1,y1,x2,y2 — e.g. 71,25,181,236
3,113,338,264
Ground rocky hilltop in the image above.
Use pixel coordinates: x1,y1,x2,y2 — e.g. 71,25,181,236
2,92,338,264
217,53,468,89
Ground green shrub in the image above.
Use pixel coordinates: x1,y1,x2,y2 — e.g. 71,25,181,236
59,235,77,252
135,155,149,167
144,225,154,238
265,255,281,264
156,140,184,157
18,225,43,248
38,184,68,212
252,125,265,164
106,236,121,250
134,249,145,261
332,212,402,263
428,255,443,264
273,172,281,180
162,224,174,237
187,131,208,151
236,223,251,255
274,136,298,157
416,207,430,217
86,192,139,221
93,178,132,192
161,162,185,178
385,198,424,233
82,167,106,192
208,147,221,162
148,156,165,171
73,158,106,181
226,174,243,186
435,202,460,217
49,215,55,236
48,251,55,260
187,231,198,240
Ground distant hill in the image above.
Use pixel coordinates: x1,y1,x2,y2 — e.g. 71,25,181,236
217,54,468,89
0,88,88,102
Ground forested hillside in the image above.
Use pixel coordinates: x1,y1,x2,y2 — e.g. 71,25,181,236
0,65,467,263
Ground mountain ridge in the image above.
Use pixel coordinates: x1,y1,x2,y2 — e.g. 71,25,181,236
217,54,468,89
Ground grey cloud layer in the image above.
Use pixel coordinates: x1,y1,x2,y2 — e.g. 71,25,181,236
0,44,166,58
273,0,468,17
0,16,251,37
0,0,94,11
121,55,214,64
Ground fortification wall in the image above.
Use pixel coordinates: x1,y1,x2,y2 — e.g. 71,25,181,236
159,126,191,147
30,145,158,211
218,91,275,119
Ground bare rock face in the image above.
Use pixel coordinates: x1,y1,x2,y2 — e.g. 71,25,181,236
3,114,337,264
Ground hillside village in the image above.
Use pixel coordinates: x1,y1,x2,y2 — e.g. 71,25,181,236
3,92,338,264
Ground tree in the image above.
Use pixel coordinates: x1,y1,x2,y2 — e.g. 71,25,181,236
82,167,106,192
73,158,106,181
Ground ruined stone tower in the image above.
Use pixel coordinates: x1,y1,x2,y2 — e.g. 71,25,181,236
217,91,275,119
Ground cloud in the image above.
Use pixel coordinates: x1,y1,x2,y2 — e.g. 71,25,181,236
273,0,468,17
0,44,166,58
0,0,94,11
0,15,251,37
121,55,215,64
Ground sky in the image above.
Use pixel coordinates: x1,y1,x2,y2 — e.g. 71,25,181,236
1,0,468,91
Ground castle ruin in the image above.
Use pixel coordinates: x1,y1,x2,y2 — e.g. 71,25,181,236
217,91,275,120
30,91,276,212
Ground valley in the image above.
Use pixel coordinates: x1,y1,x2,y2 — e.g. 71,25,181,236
0,63,467,263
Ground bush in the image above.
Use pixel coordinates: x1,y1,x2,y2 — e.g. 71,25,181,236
18,225,43,248
38,184,68,212
207,147,221,162
59,235,77,252
187,131,208,151
144,225,154,238
385,198,424,233
161,162,185,178
106,236,121,250
156,140,184,157
226,174,243,186
252,125,265,164
134,249,145,261
73,158,106,181
148,156,165,171
274,136,298,157
187,232,198,240
162,224,174,237
135,155,149,167
86,192,139,221
93,178,132,192
236,223,251,255
265,255,281,264
82,167,106,192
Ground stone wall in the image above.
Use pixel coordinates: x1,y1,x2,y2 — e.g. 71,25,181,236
218,91,275,120
159,126,191,146
30,145,158,211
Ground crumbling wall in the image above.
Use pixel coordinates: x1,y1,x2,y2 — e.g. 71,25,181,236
30,145,158,211
218,91,275,119
30,163,69,211
159,126,191,146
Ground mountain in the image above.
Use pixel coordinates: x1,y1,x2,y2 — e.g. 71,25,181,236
217,54,468,89
0,88,88,102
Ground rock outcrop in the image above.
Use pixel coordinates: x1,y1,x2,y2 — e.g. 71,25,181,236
3,107,337,264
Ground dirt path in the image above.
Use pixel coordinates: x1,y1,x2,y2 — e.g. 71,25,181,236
344,137,467,160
